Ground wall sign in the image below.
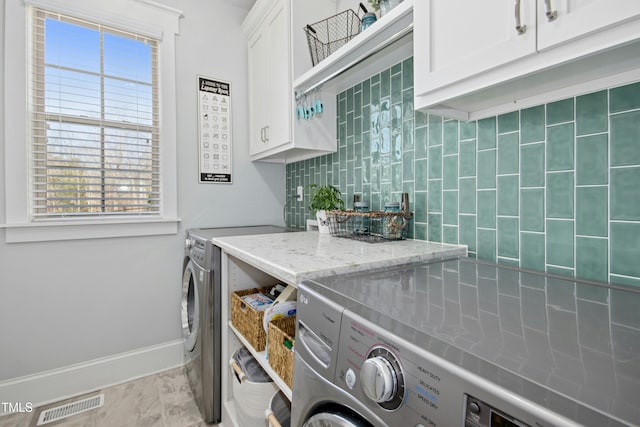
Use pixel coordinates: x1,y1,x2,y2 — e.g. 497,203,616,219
198,76,232,183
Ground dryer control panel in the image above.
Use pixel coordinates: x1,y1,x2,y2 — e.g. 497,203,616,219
184,233,207,268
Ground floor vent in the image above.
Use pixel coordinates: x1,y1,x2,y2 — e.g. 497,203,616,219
36,394,104,426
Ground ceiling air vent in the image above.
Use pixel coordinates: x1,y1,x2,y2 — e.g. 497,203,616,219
37,394,104,425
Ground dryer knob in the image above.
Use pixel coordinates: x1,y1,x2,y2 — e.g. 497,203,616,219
360,356,397,403
185,238,193,249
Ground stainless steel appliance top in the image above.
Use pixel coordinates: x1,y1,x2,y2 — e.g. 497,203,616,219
302,258,640,426
187,225,287,240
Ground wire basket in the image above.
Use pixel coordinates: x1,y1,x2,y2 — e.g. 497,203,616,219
304,4,367,66
326,210,412,243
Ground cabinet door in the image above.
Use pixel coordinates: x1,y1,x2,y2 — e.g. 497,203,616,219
415,0,536,97
247,29,269,155
537,0,640,51
263,0,291,151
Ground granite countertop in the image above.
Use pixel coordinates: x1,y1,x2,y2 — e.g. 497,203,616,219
213,231,467,286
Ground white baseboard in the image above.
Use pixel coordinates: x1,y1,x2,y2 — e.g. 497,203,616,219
0,339,184,416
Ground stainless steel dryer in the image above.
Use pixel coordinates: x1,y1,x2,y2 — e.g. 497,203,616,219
182,226,286,423
292,258,640,427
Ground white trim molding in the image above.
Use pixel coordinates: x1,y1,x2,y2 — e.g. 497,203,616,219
0,340,183,417
1,217,181,242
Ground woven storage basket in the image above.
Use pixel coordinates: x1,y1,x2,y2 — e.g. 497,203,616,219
231,286,276,351
267,316,296,389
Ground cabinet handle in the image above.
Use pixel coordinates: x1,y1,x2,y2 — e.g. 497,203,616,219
265,125,269,142
260,126,265,143
544,0,557,21
514,0,527,35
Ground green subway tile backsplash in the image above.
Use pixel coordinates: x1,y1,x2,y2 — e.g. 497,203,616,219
546,220,575,268
286,57,640,287
459,178,476,215
443,121,459,155
547,98,574,124
498,111,519,134
610,110,640,166
478,117,497,149
428,146,442,179
546,172,574,218
442,156,458,190
459,215,476,252
477,150,496,189
576,186,608,237
576,90,608,136
610,81,640,113
477,190,496,229
497,217,519,259
610,222,640,278
498,133,519,174
520,143,545,187
520,189,544,232
497,175,519,217
611,167,640,221
477,229,497,261
521,105,545,144
459,140,476,177
576,134,608,185
576,237,608,283
443,191,458,225
520,232,545,271
547,123,575,171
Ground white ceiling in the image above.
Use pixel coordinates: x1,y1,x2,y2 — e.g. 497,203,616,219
220,0,256,11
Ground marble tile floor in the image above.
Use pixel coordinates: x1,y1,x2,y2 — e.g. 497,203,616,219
0,367,208,427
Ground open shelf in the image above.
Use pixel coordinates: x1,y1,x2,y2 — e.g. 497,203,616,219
229,321,293,402
294,0,413,95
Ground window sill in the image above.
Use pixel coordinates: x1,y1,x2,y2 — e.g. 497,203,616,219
2,217,181,243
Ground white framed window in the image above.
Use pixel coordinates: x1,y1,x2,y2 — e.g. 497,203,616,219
3,0,182,242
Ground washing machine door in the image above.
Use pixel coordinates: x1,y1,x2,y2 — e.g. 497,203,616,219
304,411,372,427
181,259,200,351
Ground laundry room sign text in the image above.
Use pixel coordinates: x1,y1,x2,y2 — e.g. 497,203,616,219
198,76,232,184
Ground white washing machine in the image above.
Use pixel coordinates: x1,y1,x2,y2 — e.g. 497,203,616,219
292,258,640,427
182,226,286,423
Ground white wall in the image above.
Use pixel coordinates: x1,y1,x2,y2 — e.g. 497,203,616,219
0,0,284,388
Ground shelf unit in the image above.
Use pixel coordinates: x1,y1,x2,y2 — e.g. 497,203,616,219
294,0,414,96
221,253,294,427
229,321,293,401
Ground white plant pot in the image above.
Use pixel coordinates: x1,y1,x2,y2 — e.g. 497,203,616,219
315,210,331,234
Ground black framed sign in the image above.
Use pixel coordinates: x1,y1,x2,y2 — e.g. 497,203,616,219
198,76,232,183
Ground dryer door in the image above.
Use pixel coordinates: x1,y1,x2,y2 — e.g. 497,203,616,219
304,411,372,427
182,260,200,351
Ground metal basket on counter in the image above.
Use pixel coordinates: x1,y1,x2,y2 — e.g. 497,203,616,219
326,210,412,243
304,4,367,66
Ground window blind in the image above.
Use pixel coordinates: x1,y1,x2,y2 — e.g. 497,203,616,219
30,8,160,219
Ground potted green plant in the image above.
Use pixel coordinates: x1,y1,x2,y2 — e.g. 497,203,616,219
308,184,345,234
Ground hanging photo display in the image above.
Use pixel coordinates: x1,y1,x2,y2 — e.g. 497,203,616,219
198,76,232,183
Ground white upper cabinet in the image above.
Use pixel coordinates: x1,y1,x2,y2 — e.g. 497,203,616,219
246,27,270,157
537,0,640,50
243,0,337,163
415,0,640,121
245,0,292,159
414,0,536,95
